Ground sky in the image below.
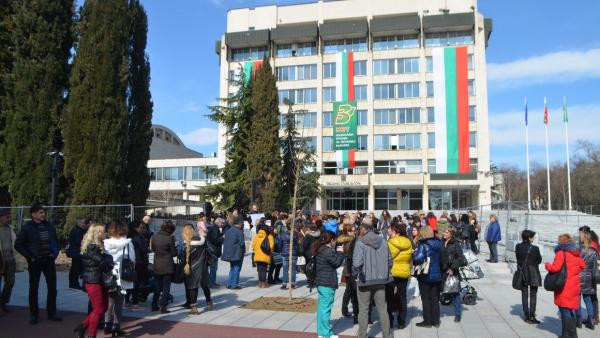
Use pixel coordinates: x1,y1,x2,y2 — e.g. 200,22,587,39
135,0,600,168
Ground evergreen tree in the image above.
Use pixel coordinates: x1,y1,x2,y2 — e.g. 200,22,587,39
247,59,282,212
124,0,153,206
64,0,130,204
3,0,73,205
205,70,253,210
0,0,15,205
280,101,298,209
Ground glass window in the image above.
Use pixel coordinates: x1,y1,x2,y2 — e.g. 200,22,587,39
276,66,295,81
322,136,333,152
297,64,317,80
424,31,473,47
354,85,367,101
357,135,368,151
276,44,292,58
469,131,477,148
231,46,269,61
323,111,332,127
468,54,474,70
278,88,317,104
426,81,434,97
375,189,398,210
426,56,433,72
357,109,368,126
427,107,435,123
470,158,478,172
374,160,422,174
397,82,419,98
303,136,317,151
372,34,419,51
428,159,436,173
399,133,421,150
399,108,420,124
374,134,391,150
354,60,367,76
295,112,317,128
323,38,367,54
322,163,368,176
296,41,317,56
468,79,475,96
428,133,435,149
399,58,419,73
323,87,336,103
323,62,336,78
401,189,423,210
163,167,184,180
374,109,397,125
469,105,476,122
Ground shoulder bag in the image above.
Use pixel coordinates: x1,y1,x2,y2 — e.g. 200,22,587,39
543,251,568,291
512,245,531,290
120,244,137,282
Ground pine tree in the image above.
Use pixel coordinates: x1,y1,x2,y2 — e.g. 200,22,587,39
205,70,253,211
247,59,282,212
280,101,299,209
124,0,153,206
0,0,15,205
2,0,73,205
63,0,130,204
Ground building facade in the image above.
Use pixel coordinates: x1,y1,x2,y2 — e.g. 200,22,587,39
216,0,494,211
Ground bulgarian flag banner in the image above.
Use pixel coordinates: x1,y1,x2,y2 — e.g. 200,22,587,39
336,51,355,102
242,60,263,85
433,46,470,174
333,52,357,169
336,149,356,169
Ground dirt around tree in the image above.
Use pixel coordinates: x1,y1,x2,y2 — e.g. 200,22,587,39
241,296,317,313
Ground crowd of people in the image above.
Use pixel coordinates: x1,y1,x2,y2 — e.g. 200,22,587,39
0,204,598,338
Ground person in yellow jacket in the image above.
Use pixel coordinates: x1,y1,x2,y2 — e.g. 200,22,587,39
252,222,275,288
385,222,413,329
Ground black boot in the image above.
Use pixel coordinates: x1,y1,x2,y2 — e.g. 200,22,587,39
73,323,86,338
104,322,112,335
568,317,579,338
111,323,126,337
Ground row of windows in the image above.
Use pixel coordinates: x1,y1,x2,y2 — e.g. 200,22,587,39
373,58,420,75
276,64,318,81
277,88,318,104
374,108,420,125
322,85,368,102
426,132,477,149
230,32,474,62
323,110,368,127
149,166,218,181
322,159,479,175
373,82,420,99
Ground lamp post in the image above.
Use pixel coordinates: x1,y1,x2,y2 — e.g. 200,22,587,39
47,151,63,225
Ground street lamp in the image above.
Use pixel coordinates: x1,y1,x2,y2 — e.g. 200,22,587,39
47,151,63,225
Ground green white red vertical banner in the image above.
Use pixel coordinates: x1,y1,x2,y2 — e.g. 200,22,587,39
334,51,357,169
433,46,470,174
243,60,263,85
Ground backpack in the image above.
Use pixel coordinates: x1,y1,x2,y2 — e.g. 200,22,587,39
260,236,272,255
305,256,317,291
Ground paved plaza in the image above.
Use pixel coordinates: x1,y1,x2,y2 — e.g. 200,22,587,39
1,252,596,338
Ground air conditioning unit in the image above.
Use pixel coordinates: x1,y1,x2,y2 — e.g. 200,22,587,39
291,43,298,57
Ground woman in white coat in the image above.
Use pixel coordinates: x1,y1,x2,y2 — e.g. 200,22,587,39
103,221,136,337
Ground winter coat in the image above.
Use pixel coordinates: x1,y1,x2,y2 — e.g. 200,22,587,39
315,244,345,289
302,230,321,260
485,221,501,242
182,236,210,289
221,226,245,262
81,244,114,284
413,237,443,283
104,237,136,292
352,231,393,287
131,232,149,266
151,230,177,275
337,233,355,277
277,230,299,258
0,224,26,273
426,216,437,231
252,230,274,264
442,238,467,276
207,224,224,258
14,220,59,261
580,247,599,295
515,242,542,287
388,235,413,279
545,243,585,310
378,218,391,239
68,225,86,259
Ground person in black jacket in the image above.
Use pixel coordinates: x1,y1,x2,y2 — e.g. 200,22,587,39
441,228,468,322
313,230,345,338
14,204,62,325
515,230,542,324
74,223,113,338
150,221,177,313
206,217,224,288
127,220,149,307
68,219,90,290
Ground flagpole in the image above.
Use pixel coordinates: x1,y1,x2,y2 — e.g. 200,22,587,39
525,98,531,210
544,97,552,211
564,97,572,210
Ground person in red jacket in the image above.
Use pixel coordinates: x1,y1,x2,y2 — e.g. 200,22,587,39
545,233,585,338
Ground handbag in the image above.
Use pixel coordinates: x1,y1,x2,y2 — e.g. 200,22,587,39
512,245,531,290
411,243,431,277
260,236,272,255
173,256,185,284
120,244,137,282
103,271,118,291
442,275,460,294
544,251,568,291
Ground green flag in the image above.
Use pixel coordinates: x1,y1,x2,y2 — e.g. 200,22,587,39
563,102,568,123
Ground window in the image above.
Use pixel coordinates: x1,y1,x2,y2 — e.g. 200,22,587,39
354,60,367,76
276,44,292,58
323,111,332,127
469,105,476,122
278,88,317,104
374,160,422,174
302,136,317,151
357,135,368,151
231,46,269,61
276,66,295,81
374,83,419,100
294,112,317,128
428,159,436,173
325,189,368,210
426,56,433,72
276,64,317,81
468,79,475,96
401,189,423,210
323,38,367,54
375,189,398,210
322,136,333,152
399,133,421,150
354,85,367,101
397,82,420,98
374,109,397,125
357,109,368,125
163,167,184,180
322,162,368,175
468,54,474,70
428,133,435,149
276,42,317,57
323,87,336,103
297,64,317,80
427,107,435,123
470,158,478,172
187,166,218,180
228,70,236,83
399,108,420,124
323,63,336,78
373,58,418,75
426,81,434,97
373,59,394,75
149,168,163,180
399,58,419,73
374,134,391,150
469,131,477,148
372,34,419,51
424,31,473,47
373,84,393,100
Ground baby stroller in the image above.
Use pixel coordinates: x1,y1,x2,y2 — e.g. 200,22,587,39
441,249,483,306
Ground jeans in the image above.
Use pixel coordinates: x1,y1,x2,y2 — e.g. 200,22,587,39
281,256,297,284
105,292,124,324
357,285,390,338
577,294,596,322
28,257,57,317
228,260,242,287
453,292,462,316
419,281,441,325
209,256,219,286
385,277,408,325
152,274,172,308
317,286,336,338
559,307,575,318
342,276,359,316
521,286,538,318
487,241,498,262
83,283,108,337
0,259,16,305
257,262,268,283
69,257,83,288
268,263,281,283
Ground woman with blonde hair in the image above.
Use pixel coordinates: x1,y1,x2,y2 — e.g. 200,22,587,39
413,225,443,328
74,224,113,338
576,231,598,330
181,224,212,315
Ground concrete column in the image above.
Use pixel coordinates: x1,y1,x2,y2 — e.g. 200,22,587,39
368,175,375,211
422,184,429,211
